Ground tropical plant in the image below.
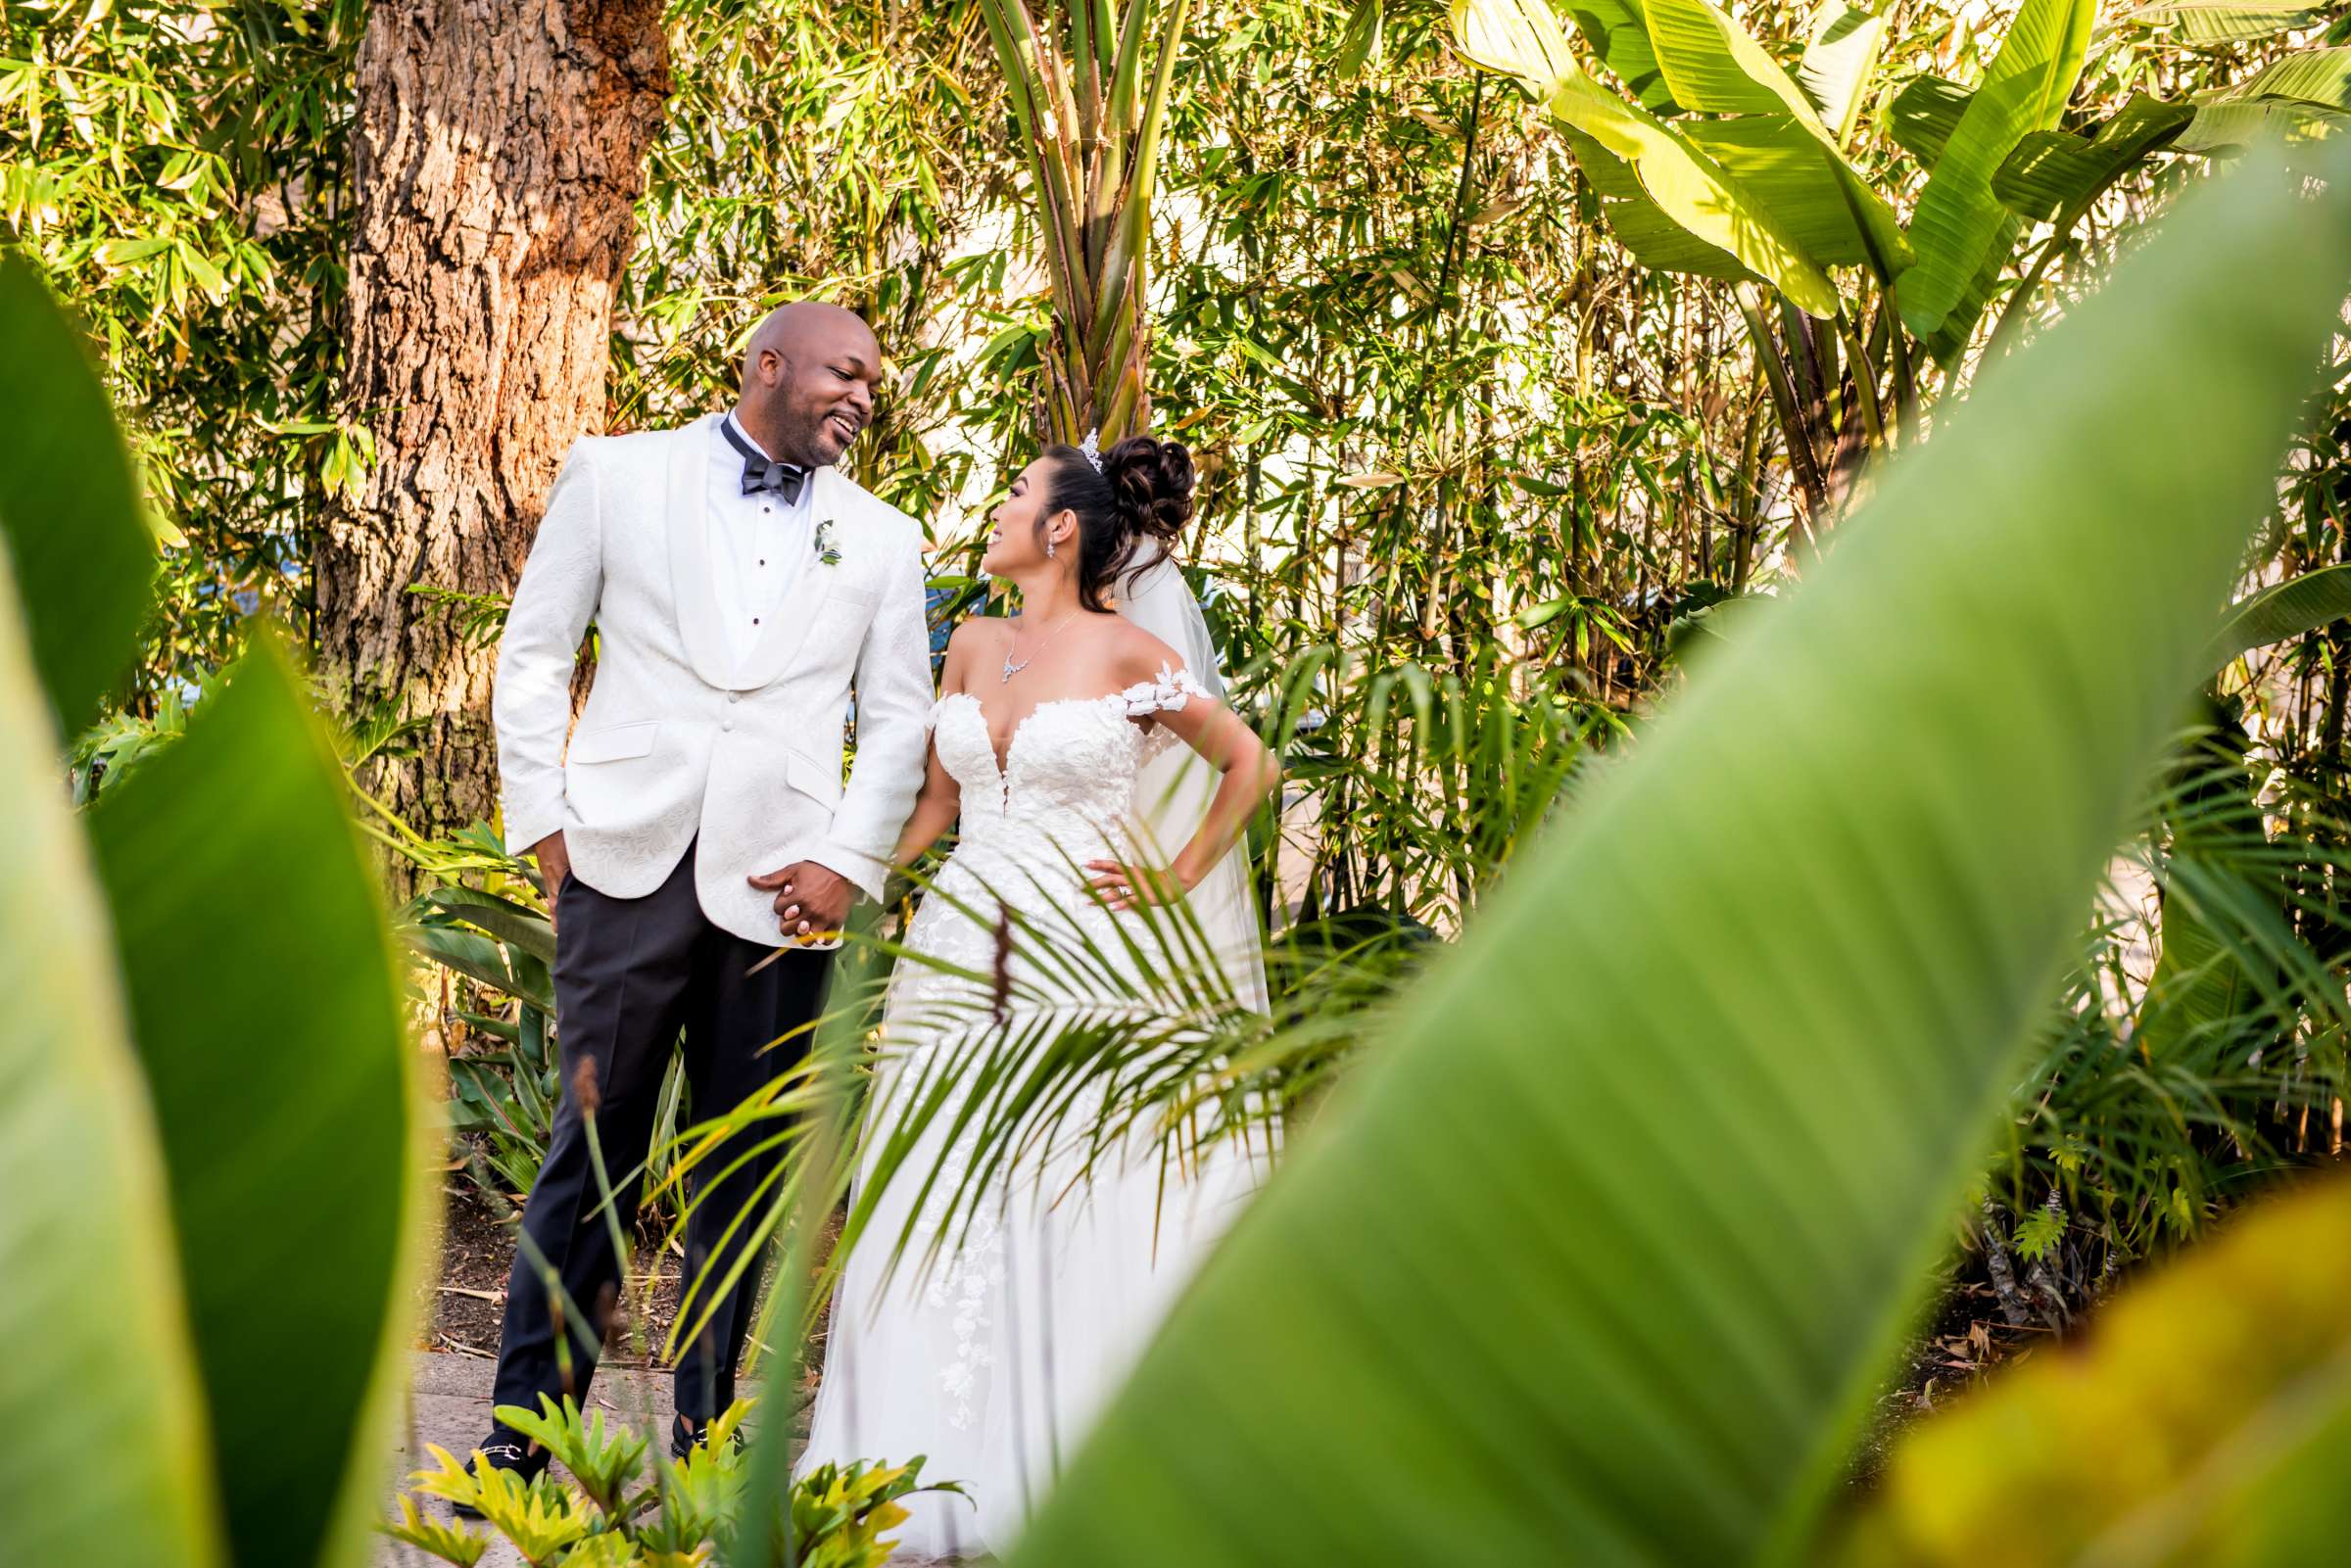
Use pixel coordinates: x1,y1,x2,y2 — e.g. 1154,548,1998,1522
388,1396,960,1568
1449,0,2351,529
978,145,2351,1564
0,255,423,1563
978,0,1194,444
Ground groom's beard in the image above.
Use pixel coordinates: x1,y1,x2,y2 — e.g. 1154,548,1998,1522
761,398,860,469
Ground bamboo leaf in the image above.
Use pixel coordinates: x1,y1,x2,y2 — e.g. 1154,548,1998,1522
1338,0,1384,77
1009,146,2351,1568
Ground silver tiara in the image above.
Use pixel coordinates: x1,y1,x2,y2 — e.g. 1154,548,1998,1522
1078,428,1103,474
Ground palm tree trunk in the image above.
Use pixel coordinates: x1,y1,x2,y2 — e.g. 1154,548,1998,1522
317,0,669,863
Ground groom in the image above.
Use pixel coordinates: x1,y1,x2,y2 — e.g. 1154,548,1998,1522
476,302,931,1488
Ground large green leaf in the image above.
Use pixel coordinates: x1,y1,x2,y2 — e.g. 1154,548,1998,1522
2207,561,2351,668
0,578,220,1565
1838,1177,2351,1566
1562,127,1758,277
1449,0,1578,94
87,634,423,1568
0,253,158,734
1010,147,2351,1568
1888,73,1972,167
2178,45,2351,151
1991,92,2193,220
1640,0,1829,124
2115,0,2330,44
1684,116,1909,269
1900,0,2097,340
1559,0,1681,111
1798,0,1889,145
1544,64,1843,314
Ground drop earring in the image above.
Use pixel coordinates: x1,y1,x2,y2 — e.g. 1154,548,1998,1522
1046,535,1058,558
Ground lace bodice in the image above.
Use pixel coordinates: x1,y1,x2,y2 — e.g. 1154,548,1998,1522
929,664,1211,840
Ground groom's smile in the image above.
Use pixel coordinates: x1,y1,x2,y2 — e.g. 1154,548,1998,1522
735,299,884,469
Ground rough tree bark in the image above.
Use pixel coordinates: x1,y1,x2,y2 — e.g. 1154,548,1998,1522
318,0,670,870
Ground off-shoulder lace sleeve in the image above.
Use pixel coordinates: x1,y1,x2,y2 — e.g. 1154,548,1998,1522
1119,663,1212,719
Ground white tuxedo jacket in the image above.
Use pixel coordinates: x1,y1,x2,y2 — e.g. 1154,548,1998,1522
494,413,932,944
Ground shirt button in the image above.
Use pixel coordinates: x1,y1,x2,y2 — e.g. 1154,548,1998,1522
758,558,766,567
727,691,741,704
751,617,761,626
721,715,735,733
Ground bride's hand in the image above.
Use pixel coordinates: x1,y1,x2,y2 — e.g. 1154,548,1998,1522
1083,859,1187,913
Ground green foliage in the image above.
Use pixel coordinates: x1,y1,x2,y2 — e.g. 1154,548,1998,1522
1839,1178,2351,1566
1005,148,2351,1566
391,1398,955,1568
0,0,369,697
0,184,421,1568
0,253,156,731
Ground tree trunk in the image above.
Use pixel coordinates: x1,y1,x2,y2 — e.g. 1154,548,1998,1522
318,0,669,870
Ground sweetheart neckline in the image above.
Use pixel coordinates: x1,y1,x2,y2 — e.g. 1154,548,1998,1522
936,689,1142,781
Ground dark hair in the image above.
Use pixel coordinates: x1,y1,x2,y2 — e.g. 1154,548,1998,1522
1038,434,1194,611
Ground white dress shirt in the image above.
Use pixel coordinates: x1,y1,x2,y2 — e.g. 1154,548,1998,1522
710,412,815,680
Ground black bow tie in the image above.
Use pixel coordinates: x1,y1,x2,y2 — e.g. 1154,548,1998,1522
721,419,807,505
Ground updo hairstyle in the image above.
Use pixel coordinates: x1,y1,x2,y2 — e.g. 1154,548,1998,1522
1036,434,1194,612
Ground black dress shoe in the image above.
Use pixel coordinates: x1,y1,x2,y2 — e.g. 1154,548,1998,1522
670,1412,742,1463
452,1433,548,1518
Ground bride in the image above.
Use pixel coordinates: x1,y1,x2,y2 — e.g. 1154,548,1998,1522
796,431,1279,1559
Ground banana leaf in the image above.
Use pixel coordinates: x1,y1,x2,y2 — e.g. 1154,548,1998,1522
1449,0,1579,95
2206,561,2351,668
1798,0,1888,146
1010,147,2351,1568
2177,45,2351,152
1992,93,2195,220
1545,63,1843,314
1559,0,1681,112
2114,0,2330,44
88,636,424,1568
1889,73,1972,168
1901,0,2097,341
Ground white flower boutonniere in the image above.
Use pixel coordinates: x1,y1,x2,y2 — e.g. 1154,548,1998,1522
814,520,842,567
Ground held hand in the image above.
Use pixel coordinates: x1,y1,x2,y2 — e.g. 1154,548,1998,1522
532,832,571,932
1083,859,1187,914
747,859,853,947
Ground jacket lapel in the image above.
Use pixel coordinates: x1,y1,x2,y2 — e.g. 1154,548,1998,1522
729,463,847,690
665,413,735,689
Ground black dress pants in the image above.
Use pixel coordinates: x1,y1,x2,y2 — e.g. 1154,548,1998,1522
489,839,831,1427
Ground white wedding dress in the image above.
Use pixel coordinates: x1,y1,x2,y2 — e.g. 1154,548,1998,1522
797,663,1268,1562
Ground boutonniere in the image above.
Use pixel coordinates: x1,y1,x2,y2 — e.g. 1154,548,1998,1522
814,520,842,567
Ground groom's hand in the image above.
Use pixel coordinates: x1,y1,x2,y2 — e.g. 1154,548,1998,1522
532,832,571,932
748,860,851,946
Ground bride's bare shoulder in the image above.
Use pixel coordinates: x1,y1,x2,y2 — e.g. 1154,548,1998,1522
1099,617,1185,685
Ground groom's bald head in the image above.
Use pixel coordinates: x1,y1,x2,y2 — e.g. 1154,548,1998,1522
737,302,882,469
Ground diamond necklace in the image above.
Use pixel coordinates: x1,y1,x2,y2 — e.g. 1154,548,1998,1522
1001,610,1080,684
